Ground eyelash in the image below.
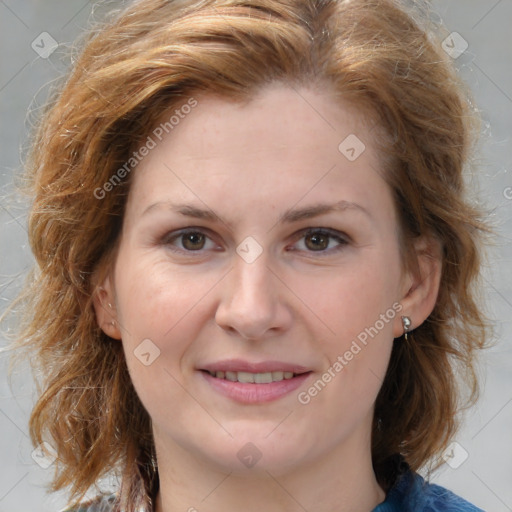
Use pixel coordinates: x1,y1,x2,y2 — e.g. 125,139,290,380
160,227,350,256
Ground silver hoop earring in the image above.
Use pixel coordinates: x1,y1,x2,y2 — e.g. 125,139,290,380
401,316,412,341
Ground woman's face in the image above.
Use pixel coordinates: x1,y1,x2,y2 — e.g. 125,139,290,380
104,84,410,475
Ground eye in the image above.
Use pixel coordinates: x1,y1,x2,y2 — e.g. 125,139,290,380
291,228,349,254
162,229,219,252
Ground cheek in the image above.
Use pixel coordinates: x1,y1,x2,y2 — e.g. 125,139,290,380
293,259,400,342
112,253,218,413
113,251,219,351
292,253,400,401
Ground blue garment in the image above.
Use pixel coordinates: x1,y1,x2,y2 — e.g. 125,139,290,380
67,470,485,511
373,469,485,511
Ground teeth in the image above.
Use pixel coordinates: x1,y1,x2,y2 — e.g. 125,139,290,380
255,372,273,384
237,371,255,383
208,370,297,383
272,371,284,381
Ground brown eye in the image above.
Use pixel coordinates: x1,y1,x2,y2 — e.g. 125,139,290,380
304,232,330,251
181,232,206,250
162,229,217,253
291,228,349,255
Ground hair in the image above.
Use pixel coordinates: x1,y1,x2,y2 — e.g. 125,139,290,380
5,0,491,510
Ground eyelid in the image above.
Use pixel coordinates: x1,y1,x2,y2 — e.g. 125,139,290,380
296,227,350,241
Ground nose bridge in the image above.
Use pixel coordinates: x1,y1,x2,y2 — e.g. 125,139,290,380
234,254,273,305
215,251,287,339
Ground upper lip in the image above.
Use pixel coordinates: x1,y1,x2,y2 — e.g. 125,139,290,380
200,359,311,374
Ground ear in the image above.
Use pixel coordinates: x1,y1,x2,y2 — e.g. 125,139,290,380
393,236,442,338
93,275,122,340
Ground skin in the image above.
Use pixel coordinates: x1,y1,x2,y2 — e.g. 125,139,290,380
95,83,441,512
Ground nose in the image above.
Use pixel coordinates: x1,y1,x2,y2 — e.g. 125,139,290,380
215,254,292,340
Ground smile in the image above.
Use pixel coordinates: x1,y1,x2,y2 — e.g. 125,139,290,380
200,368,312,404
205,370,297,383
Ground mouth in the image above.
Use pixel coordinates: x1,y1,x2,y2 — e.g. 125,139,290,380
198,360,312,403
202,369,309,383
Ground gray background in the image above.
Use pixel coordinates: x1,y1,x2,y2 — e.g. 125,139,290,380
0,1,511,511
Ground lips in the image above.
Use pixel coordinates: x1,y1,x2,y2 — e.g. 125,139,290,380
198,359,312,403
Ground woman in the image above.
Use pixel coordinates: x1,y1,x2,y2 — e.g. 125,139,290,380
10,0,489,510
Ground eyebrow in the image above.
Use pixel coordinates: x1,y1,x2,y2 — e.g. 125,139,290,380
278,200,371,223
141,200,372,227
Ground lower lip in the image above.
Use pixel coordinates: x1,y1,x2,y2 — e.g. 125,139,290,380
200,371,312,404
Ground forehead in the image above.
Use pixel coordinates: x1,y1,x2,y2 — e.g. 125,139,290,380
147,84,372,157
125,84,391,222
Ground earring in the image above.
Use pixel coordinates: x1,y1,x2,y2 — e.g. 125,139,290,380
401,316,412,341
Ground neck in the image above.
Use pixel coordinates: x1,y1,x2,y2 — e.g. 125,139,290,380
153,427,386,512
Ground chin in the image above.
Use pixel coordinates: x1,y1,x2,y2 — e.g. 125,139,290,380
195,428,314,476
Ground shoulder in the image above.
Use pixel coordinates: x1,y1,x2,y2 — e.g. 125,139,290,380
375,470,485,512
61,494,116,512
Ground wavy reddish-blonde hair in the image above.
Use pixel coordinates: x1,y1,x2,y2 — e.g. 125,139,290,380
6,0,490,510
